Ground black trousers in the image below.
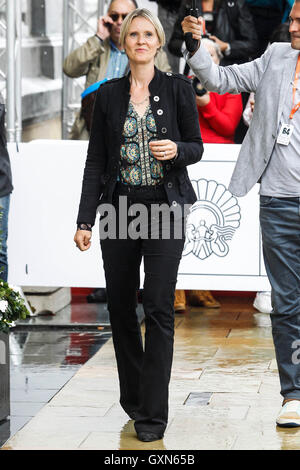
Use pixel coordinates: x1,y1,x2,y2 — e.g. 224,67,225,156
100,184,186,435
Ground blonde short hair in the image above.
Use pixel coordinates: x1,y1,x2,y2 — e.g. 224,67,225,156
120,8,165,50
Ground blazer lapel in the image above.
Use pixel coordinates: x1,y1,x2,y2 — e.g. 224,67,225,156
277,49,300,124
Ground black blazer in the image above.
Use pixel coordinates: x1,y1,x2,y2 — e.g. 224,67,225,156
169,0,258,65
77,67,203,225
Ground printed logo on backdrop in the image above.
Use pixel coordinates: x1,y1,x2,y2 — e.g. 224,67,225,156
183,179,241,260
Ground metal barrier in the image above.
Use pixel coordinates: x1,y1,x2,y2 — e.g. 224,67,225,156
1,0,22,143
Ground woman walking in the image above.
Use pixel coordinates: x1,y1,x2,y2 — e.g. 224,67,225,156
74,8,203,442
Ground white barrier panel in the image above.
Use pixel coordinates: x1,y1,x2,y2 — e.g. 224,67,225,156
7,140,270,291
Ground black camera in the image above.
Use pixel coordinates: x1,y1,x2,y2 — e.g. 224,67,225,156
192,77,207,97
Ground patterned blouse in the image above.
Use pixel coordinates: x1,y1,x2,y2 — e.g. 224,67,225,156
119,102,164,186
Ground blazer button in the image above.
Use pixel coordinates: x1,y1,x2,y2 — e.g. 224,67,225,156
168,182,173,189
154,96,160,102
166,164,171,170
161,127,167,134
157,109,163,116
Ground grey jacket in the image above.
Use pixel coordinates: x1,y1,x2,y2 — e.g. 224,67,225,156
188,42,299,197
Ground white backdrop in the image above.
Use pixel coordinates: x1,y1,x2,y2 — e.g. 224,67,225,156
7,140,270,291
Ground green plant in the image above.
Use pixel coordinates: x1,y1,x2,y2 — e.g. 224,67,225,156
0,281,29,333
0,207,30,333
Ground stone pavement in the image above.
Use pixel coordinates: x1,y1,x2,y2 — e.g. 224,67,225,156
3,297,300,450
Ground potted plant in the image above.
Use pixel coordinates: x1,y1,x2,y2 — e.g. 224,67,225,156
0,281,29,332
0,282,29,422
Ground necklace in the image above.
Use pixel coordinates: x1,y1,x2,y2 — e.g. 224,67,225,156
130,95,150,106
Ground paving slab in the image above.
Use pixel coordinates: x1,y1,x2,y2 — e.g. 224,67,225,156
3,298,300,450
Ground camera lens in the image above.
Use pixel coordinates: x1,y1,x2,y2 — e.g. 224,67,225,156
192,77,207,96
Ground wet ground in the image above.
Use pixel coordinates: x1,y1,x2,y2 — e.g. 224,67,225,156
0,329,111,447
0,289,115,447
3,293,300,450
0,288,145,448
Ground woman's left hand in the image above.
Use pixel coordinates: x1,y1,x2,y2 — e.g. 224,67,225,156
149,139,178,160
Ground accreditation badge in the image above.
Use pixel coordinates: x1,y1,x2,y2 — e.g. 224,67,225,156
277,123,294,146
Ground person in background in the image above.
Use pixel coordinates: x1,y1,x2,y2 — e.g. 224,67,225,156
242,21,290,314
0,94,13,282
63,0,171,141
169,0,257,145
245,0,293,57
169,0,258,69
174,38,243,312
148,0,182,72
195,38,243,143
64,0,171,304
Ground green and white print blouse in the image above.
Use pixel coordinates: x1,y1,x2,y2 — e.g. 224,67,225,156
119,102,164,186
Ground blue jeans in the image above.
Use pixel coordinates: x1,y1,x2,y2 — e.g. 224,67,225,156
0,194,10,282
260,196,300,399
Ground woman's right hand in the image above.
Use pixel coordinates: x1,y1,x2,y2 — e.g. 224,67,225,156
74,230,92,252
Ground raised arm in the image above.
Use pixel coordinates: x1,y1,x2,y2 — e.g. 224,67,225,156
187,41,275,95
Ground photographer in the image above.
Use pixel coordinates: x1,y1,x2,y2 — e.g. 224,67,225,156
169,0,258,66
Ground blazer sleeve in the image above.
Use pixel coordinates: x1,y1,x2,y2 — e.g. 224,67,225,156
187,42,275,95
76,86,108,225
173,79,204,169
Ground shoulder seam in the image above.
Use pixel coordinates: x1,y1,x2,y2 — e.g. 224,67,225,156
165,72,191,83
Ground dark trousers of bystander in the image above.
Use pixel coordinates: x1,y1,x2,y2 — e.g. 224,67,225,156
260,195,300,400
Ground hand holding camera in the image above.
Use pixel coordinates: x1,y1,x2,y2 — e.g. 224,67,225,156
181,0,205,54
191,76,210,107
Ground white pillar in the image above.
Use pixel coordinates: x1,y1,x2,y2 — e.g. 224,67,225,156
6,0,16,142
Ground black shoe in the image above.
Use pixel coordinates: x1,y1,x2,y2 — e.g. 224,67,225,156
86,288,107,303
137,432,163,442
